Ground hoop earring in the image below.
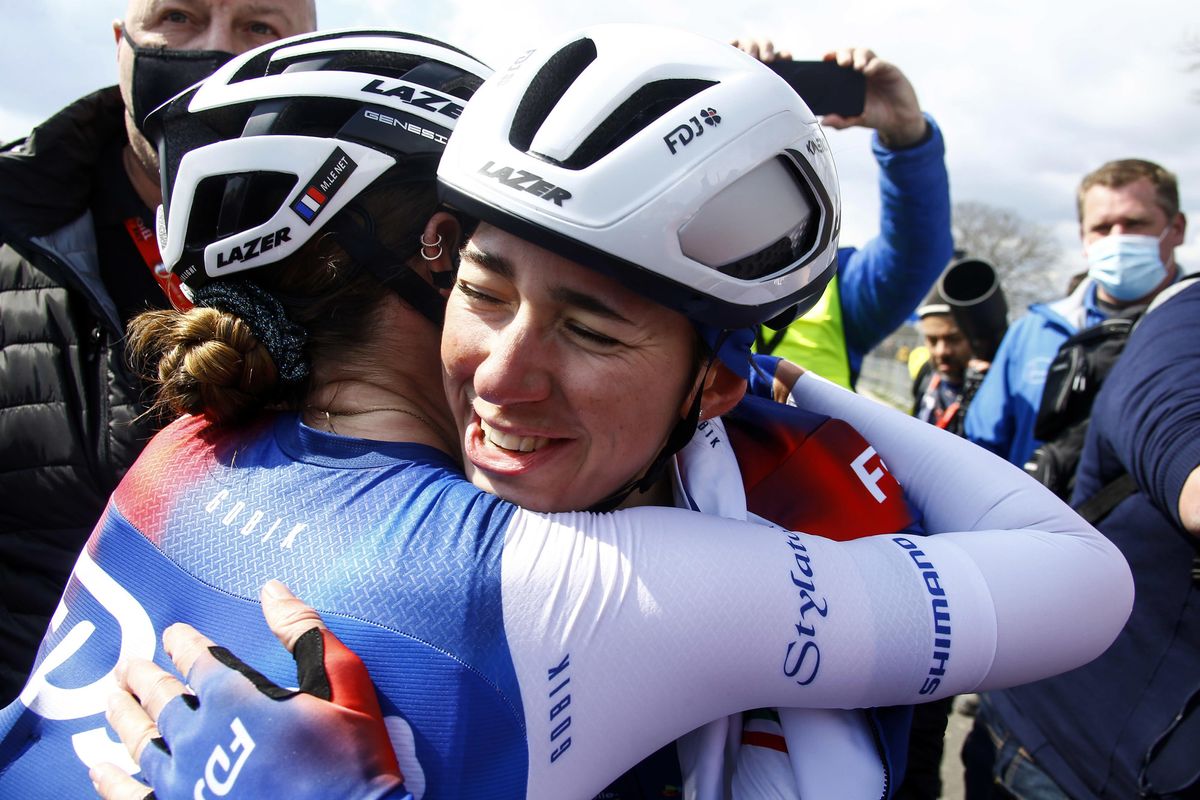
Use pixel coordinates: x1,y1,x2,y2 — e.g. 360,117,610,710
420,233,443,262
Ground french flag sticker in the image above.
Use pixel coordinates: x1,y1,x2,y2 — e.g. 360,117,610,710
291,148,358,225
293,186,326,222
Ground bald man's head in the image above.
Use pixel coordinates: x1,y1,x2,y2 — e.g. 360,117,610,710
119,0,316,51
112,0,318,205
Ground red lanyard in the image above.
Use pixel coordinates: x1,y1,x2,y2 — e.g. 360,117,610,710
123,215,192,310
927,374,961,430
935,400,961,430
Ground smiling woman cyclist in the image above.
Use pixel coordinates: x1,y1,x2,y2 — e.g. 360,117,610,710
0,25,1132,800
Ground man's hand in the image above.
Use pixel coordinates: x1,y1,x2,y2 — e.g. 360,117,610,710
1180,466,1200,536
731,37,794,63
732,40,927,148
91,581,410,800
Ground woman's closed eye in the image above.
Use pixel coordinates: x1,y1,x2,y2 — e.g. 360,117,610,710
456,279,504,305
565,321,622,348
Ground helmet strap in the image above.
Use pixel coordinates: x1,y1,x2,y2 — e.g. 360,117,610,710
326,214,447,327
586,330,728,513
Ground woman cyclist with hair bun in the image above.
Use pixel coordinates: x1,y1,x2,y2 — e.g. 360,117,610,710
0,25,1130,800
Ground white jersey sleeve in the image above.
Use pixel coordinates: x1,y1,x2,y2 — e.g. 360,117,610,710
786,371,1135,687
498,373,1133,798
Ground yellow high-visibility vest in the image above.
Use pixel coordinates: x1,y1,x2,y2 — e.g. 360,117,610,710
754,276,852,390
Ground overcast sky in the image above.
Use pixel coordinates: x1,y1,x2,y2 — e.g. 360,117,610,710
2,0,1197,298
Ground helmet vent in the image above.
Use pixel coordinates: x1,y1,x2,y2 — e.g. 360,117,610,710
400,60,481,98
191,172,294,246
561,78,716,169
718,237,801,280
680,155,821,280
509,37,597,152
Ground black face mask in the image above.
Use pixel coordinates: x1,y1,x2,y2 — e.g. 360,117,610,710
122,25,234,135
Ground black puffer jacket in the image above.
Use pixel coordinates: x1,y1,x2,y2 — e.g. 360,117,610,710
0,88,161,704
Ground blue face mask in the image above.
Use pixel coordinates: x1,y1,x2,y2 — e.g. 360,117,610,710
1085,230,1172,302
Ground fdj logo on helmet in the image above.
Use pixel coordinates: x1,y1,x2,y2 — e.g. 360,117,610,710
664,108,721,155
477,162,572,206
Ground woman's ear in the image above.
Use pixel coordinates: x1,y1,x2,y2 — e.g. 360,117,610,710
413,211,462,296
696,362,748,420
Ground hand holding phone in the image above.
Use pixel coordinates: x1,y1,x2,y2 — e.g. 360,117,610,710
767,60,866,118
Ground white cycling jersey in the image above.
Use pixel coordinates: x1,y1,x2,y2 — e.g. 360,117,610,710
0,374,1131,799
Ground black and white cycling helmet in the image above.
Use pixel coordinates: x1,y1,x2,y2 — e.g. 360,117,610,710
147,29,491,302
437,23,840,330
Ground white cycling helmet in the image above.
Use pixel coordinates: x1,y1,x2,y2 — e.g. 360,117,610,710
147,29,492,300
437,23,840,330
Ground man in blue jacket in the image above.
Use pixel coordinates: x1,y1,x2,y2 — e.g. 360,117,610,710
964,159,1187,468
737,42,953,389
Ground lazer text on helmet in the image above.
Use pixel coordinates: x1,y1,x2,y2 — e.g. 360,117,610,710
477,162,572,206
361,79,465,119
216,228,291,269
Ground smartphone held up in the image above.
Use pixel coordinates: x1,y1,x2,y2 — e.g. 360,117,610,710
767,60,866,117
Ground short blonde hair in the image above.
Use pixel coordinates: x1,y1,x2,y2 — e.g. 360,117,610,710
1077,159,1179,223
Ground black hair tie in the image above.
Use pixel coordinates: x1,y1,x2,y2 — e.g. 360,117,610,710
192,280,310,385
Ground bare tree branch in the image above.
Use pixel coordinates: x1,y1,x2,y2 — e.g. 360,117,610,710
952,200,1067,313
1184,34,1200,102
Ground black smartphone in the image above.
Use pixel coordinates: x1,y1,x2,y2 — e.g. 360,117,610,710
767,60,866,117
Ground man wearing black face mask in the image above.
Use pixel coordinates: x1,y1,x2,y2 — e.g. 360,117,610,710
0,0,317,706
